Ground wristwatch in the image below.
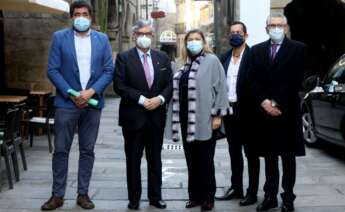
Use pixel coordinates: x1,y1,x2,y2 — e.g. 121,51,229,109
271,99,278,107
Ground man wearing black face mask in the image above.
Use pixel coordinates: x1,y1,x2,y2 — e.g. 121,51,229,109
215,21,260,207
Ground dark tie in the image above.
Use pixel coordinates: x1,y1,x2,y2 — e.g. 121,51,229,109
271,44,279,61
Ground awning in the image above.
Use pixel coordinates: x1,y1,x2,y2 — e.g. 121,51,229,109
0,0,69,14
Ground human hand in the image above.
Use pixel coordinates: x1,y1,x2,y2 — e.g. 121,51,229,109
212,116,222,130
268,107,282,116
144,97,161,111
70,96,88,108
79,88,96,104
261,99,282,116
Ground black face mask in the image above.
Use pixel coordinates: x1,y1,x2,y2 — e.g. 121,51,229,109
229,34,244,47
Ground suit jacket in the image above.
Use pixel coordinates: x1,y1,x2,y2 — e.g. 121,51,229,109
220,45,252,111
250,37,306,156
47,28,114,109
113,48,173,130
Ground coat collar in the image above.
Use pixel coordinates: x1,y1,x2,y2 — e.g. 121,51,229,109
129,47,160,90
67,28,97,67
223,45,250,75
265,36,290,67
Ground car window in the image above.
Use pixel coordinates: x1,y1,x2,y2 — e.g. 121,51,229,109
325,55,345,84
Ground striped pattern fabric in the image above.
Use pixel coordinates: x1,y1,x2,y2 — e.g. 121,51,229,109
172,53,204,142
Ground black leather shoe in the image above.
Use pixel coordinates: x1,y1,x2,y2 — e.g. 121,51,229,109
201,201,214,211
256,197,278,211
281,201,294,212
239,193,257,206
128,201,139,210
215,188,243,200
185,200,201,208
281,193,295,212
150,200,167,209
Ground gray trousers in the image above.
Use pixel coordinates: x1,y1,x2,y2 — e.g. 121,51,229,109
52,107,101,197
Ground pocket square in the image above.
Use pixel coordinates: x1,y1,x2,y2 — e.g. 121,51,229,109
160,67,167,71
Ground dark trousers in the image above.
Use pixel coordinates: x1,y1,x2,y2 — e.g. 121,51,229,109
179,94,216,202
52,108,101,197
263,154,296,201
223,103,260,195
122,121,164,202
182,137,217,203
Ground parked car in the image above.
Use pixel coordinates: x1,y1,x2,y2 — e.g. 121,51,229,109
301,54,345,146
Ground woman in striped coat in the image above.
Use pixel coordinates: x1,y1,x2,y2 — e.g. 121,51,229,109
169,29,229,211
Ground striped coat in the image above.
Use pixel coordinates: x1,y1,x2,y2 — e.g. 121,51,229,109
165,53,230,142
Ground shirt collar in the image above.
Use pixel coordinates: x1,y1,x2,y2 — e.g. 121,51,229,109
136,47,151,58
74,29,91,37
231,48,245,61
270,38,284,45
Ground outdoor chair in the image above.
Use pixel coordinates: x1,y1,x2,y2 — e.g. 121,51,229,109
0,108,21,189
26,96,55,153
12,106,27,171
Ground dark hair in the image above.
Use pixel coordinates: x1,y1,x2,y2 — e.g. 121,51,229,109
229,21,247,34
70,0,93,17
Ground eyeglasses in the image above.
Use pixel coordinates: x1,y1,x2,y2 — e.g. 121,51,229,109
267,24,286,28
136,32,153,36
73,12,90,18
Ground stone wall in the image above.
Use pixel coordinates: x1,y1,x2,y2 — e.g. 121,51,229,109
3,0,138,96
4,12,70,91
271,0,292,13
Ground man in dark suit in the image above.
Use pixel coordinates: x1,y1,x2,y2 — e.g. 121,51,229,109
41,1,114,210
113,19,173,210
250,14,305,212
215,21,260,207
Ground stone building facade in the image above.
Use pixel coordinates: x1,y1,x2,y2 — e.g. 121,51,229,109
3,0,138,95
4,12,69,91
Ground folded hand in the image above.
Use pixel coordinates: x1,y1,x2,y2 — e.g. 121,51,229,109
144,97,161,111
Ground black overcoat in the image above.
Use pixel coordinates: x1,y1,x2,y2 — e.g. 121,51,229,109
250,37,306,156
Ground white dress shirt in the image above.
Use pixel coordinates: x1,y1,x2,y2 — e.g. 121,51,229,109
74,30,92,90
227,49,244,102
136,48,165,105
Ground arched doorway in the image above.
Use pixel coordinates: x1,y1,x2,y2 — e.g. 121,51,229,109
159,30,177,61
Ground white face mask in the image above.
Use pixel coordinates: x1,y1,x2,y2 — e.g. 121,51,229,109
136,35,152,49
268,27,285,43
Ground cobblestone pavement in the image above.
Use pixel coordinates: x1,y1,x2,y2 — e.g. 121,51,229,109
1,98,345,211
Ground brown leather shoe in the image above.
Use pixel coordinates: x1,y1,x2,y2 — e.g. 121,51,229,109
77,194,95,209
41,196,64,210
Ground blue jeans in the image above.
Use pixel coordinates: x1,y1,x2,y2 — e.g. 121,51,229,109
52,107,101,197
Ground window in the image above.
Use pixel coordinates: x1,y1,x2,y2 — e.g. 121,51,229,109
325,55,345,84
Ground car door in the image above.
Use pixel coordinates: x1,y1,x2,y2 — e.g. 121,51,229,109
311,55,345,143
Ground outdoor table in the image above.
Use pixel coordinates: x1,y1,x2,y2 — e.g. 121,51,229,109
0,95,27,104
29,90,52,135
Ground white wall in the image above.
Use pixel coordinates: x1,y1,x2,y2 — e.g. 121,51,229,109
240,0,270,46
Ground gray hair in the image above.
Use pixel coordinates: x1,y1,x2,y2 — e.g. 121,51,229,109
266,13,288,26
132,19,154,33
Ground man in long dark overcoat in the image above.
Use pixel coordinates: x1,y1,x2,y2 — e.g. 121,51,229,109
250,13,305,212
